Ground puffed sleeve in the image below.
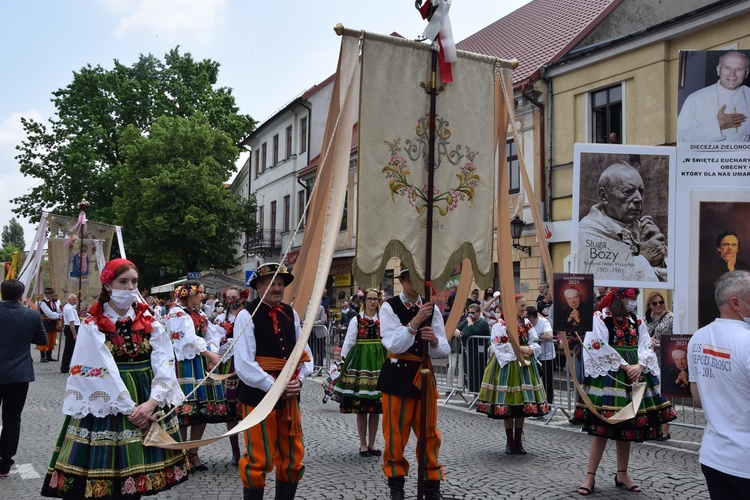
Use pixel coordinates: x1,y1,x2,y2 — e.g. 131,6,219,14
62,320,135,418
340,315,359,359
428,305,450,358
636,316,660,377
582,311,627,377
147,318,184,407
295,309,314,382
165,307,207,360
526,320,542,359
489,320,516,368
380,302,417,354
233,309,275,392
204,320,224,353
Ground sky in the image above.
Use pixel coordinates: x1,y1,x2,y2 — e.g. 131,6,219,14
0,0,531,251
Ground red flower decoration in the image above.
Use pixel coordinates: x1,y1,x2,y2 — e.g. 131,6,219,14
135,475,149,492
500,336,508,344
110,335,126,347
616,330,624,338
624,289,637,299
165,467,175,484
100,269,115,285
591,341,601,350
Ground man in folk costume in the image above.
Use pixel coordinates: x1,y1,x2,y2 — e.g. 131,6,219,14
233,263,313,500
378,268,450,500
38,287,62,362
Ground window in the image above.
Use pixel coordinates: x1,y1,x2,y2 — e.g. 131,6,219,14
283,195,290,232
258,205,264,232
506,139,520,194
261,143,267,172
254,149,260,178
591,84,622,144
272,134,279,165
297,190,306,227
270,201,277,246
286,126,293,160
300,117,307,153
340,192,348,231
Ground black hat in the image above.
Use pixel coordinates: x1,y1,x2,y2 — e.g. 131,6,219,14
248,262,294,289
44,287,55,294
398,268,410,279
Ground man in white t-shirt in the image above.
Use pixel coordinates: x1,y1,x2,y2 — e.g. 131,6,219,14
527,306,555,405
688,270,750,498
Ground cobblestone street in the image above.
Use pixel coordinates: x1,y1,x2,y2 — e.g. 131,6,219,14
3,348,708,499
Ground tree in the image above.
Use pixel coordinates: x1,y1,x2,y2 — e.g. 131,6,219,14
1,218,25,249
13,47,255,224
114,114,257,280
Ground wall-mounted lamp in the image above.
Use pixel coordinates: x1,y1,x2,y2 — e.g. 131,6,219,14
510,215,532,257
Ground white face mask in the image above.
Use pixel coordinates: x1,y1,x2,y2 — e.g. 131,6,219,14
739,299,750,326
216,307,224,313
109,289,139,310
626,299,637,312
341,307,349,313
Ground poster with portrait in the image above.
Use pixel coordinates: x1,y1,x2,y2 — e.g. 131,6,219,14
687,190,750,330
677,49,750,144
552,273,594,332
660,335,692,398
572,144,676,288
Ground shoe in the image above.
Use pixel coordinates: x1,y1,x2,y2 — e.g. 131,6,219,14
187,451,208,471
0,459,14,477
615,470,641,492
322,395,328,404
359,448,370,457
568,418,582,425
388,476,405,500
657,433,671,441
514,428,527,455
578,472,595,496
231,455,240,466
367,448,382,457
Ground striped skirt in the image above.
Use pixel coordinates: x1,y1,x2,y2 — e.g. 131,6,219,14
175,355,232,426
41,360,188,499
573,346,677,441
218,357,241,422
332,339,386,414
476,355,549,419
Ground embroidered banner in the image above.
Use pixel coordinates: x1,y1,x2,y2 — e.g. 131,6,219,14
353,35,496,291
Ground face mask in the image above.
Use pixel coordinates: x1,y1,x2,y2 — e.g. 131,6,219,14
225,297,243,310
626,299,637,312
341,307,349,314
216,306,224,313
109,289,139,310
739,299,750,326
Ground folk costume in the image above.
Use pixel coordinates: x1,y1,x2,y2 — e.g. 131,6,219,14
213,296,249,423
573,289,676,441
332,312,387,413
233,263,313,499
322,350,343,404
377,291,450,498
167,298,231,426
39,289,63,362
42,262,187,499
477,317,549,419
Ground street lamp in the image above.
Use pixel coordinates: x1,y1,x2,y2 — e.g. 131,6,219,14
510,215,532,257
159,265,166,278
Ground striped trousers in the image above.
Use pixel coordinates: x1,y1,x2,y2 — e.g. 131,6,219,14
382,392,444,480
239,403,305,489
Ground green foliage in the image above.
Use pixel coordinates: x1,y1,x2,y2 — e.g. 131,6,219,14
1,218,25,249
0,243,21,263
13,47,255,224
114,114,257,281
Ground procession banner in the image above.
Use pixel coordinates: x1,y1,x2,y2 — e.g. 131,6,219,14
572,144,675,289
352,34,497,292
674,49,750,334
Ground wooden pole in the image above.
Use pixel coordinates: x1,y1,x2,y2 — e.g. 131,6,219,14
417,47,439,500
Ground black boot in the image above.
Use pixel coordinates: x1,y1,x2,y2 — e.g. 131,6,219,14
424,480,444,500
514,428,527,455
274,480,298,500
387,476,405,500
505,428,515,455
41,351,47,363
243,487,264,500
47,351,56,361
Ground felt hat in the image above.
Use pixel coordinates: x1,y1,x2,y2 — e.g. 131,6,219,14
249,262,294,289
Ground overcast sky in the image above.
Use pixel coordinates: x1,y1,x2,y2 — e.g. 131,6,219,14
0,0,531,250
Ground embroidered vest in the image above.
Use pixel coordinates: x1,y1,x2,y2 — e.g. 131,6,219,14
237,298,297,407
376,296,426,399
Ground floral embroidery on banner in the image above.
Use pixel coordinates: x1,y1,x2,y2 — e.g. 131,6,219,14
382,115,481,216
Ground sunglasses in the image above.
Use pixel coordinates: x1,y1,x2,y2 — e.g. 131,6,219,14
651,300,664,306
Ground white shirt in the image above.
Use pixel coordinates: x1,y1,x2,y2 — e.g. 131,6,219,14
63,302,81,327
533,316,555,361
688,318,750,479
379,300,450,357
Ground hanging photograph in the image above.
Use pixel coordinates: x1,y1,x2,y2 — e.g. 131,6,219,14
572,144,676,288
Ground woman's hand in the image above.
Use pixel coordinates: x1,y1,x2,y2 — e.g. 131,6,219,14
204,351,221,371
624,363,643,382
520,346,533,359
128,398,158,429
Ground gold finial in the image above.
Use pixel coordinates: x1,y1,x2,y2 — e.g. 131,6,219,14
334,23,345,36
511,59,519,70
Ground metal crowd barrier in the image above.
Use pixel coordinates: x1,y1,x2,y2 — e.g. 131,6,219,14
308,324,329,377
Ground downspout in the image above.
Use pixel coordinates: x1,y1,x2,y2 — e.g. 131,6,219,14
298,100,313,219
541,67,553,224
521,79,547,281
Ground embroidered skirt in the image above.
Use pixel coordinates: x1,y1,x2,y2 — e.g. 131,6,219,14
476,355,549,419
41,360,188,499
218,357,241,422
574,346,676,441
332,339,386,414
175,355,232,426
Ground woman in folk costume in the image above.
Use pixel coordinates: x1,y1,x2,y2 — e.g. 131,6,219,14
476,294,549,455
166,281,225,472
332,288,388,456
41,259,188,499
575,288,676,496
212,285,248,466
